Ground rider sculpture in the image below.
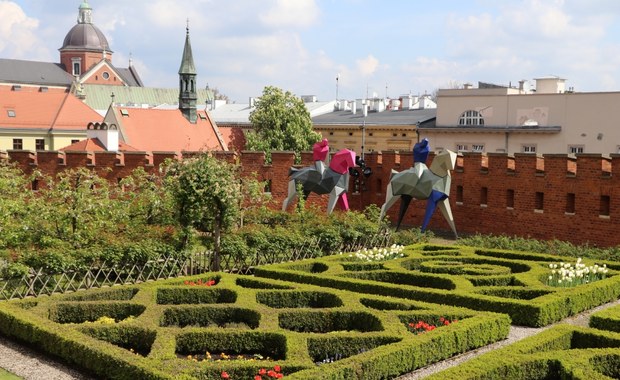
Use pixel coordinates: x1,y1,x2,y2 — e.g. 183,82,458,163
379,138,458,237
282,139,356,214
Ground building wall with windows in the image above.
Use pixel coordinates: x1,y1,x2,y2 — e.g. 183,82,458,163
423,82,620,155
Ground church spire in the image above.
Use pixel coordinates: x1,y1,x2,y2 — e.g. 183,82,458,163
179,21,197,123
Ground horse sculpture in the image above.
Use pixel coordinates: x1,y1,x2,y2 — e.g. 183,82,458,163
379,138,458,237
282,139,357,214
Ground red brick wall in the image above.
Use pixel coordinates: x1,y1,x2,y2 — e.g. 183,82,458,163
5,150,620,247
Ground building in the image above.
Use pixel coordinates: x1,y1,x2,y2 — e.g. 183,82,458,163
422,78,620,155
0,85,102,151
312,95,437,154
0,1,225,154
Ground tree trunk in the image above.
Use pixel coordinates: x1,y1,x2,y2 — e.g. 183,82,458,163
212,213,221,272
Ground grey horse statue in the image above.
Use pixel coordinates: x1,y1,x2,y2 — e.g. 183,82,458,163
282,139,357,214
379,138,458,237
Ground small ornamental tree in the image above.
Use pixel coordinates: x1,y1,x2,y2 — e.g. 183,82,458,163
166,154,242,270
247,85,321,163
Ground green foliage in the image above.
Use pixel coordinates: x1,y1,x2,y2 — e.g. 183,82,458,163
48,302,146,324
166,154,241,234
278,310,384,333
247,86,321,163
460,233,620,261
155,287,237,305
255,290,343,308
160,306,260,328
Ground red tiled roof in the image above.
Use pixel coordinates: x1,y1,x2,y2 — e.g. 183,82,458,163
218,126,247,151
113,107,226,152
0,86,101,131
60,137,139,152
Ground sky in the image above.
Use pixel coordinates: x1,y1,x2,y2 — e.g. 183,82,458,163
3,0,620,104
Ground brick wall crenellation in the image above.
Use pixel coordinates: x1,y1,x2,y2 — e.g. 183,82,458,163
4,150,620,247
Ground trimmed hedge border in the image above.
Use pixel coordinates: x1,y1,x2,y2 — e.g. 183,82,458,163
425,324,620,379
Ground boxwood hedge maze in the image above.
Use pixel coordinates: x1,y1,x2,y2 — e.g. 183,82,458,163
2,244,620,379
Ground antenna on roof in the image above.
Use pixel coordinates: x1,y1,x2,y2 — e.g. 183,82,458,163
186,18,190,34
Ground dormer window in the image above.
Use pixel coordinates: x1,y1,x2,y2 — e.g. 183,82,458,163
458,110,484,126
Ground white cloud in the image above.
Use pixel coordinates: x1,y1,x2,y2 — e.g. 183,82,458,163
0,1,51,60
356,55,379,77
259,0,320,28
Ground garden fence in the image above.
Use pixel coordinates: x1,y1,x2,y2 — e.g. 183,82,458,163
0,232,393,301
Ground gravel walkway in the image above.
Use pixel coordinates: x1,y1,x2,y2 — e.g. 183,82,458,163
0,299,618,380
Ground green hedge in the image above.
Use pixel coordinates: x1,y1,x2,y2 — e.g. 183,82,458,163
254,244,620,327
155,287,237,305
278,310,384,333
590,303,620,333
256,290,343,308
80,325,157,356
160,306,260,328
48,302,146,324
175,330,287,360
425,325,620,379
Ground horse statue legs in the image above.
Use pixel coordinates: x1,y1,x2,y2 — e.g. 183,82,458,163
422,190,458,238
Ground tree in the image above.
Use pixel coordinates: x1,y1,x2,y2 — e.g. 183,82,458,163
247,86,321,162
166,154,242,270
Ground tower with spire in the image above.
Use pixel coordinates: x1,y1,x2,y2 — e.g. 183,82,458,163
179,23,198,124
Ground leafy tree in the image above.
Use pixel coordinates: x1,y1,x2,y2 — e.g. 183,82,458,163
0,161,37,251
166,154,242,270
247,86,321,162
35,168,116,249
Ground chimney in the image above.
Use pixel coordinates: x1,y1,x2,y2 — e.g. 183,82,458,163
87,122,119,151
351,100,357,115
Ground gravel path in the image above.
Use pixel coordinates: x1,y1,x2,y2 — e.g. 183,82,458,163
0,335,96,380
0,299,618,380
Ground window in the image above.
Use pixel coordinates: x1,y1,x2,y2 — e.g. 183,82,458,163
72,62,81,76
329,132,334,136
506,189,515,209
102,71,110,80
569,145,584,154
566,193,575,214
264,180,272,194
35,139,45,151
348,132,353,136
456,185,464,204
12,139,23,150
600,195,610,217
456,144,468,152
535,192,544,212
401,133,407,137
71,139,80,144
368,132,373,137
480,187,488,206
472,144,485,152
7,110,15,117
458,110,484,126
522,145,537,153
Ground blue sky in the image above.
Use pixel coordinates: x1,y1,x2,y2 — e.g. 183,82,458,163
3,0,620,103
